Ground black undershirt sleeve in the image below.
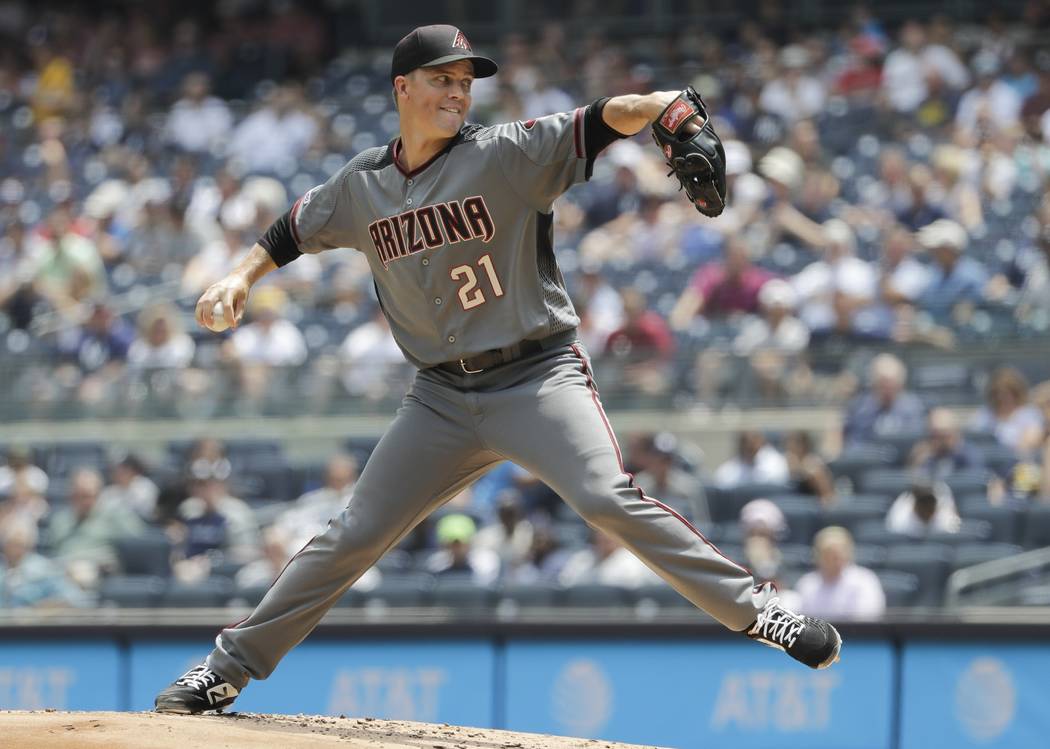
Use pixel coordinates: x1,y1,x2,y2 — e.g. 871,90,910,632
258,209,302,268
583,97,630,179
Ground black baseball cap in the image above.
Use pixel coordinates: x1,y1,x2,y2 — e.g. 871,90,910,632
390,25,498,83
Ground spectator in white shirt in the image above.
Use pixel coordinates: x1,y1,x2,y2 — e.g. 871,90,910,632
520,69,575,119
796,526,885,621
339,308,413,401
226,285,307,406
0,446,49,498
473,491,534,579
882,21,970,113
226,84,318,175
714,431,790,488
165,73,233,154
272,452,358,555
574,262,625,354
98,454,159,522
759,45,826,123
956,52,1022,137
885,480,961,537
128,303,195,370
878,225,932,308
559,529,662,589
791,219,879,337
228,285,307,368
733,279,810,356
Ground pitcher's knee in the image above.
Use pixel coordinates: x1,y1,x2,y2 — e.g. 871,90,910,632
323,515,395,566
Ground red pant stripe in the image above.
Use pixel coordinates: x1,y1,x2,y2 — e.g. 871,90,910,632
569,345,751,575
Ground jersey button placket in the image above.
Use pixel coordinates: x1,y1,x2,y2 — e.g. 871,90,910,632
447,335,456,343
421,258,429,266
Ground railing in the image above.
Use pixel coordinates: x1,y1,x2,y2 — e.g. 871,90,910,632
2,330,1049,423
945,546,1050,607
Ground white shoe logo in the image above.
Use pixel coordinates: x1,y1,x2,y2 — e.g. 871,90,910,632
206,684,237,705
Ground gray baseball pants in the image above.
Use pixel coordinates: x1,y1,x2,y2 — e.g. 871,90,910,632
208,340,771,687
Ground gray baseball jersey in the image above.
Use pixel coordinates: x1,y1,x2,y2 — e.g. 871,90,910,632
198,104,776,697
284,111,589,368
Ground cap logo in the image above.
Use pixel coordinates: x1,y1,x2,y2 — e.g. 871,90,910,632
452,29,472,51
660,98,696,133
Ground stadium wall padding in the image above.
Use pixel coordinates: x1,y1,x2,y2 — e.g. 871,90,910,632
2,634,1046,747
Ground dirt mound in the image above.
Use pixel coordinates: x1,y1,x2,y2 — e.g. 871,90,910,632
1,711,668,748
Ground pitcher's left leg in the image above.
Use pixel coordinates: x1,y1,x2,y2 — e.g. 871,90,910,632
480,347,767,631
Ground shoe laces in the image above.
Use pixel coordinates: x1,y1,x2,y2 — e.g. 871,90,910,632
176,665,222,692
750,599,805,649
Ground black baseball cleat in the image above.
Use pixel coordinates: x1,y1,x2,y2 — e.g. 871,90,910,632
746,597,842,669
154,663,242,714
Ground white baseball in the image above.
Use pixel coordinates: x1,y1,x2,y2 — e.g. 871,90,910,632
207,301,230,332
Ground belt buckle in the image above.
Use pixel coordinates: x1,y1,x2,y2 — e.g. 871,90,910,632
459,359,484,374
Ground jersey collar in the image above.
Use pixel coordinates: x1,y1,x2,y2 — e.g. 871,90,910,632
390,128,466,179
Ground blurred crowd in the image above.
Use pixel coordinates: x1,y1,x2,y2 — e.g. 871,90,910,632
4,355,1050,615
1,4,1050,418
5,3,1050,615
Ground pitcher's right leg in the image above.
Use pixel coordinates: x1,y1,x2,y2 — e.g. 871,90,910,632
156,376,499,713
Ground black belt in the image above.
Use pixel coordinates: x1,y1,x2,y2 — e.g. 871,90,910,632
432,330,577,375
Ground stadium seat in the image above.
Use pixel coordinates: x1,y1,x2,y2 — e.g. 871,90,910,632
99,575,166,607
927,519,992,545
857,468,915,496
975,444,1020,477
332,587,366,608
883,544,953,606
828,443,897,482
498,582,560,608
876,569,922,608
853,520,903,546
779,543,813,568
634,582,693,609
160,577,235,607
944,471,991,497
714,544,744,565
36,443,109,479
374,549,413,573
956,503,1019,544
431,577,496,612
818,502,890,537
771,496,820,544
558,583,634,607
233,583,271,607
715,522,744,545
952,543,1023,570
364,573,434,607
549,522,588,552
853,544,887,569
868,431,929,464
115,531,173,576
706,483,794,523
1021,506,1050,548
774,566,807,588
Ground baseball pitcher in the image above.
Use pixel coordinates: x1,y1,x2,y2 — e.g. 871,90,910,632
156,24,840,715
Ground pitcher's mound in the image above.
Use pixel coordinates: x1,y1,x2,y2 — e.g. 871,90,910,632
0,710,667,748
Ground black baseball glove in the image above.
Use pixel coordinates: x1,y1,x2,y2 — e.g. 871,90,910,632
651,87,727,217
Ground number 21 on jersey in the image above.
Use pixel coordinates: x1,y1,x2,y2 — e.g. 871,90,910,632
450,254,503,310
